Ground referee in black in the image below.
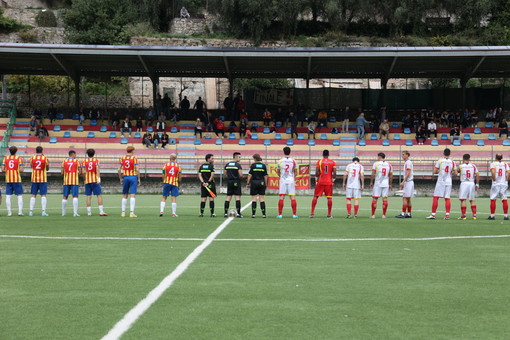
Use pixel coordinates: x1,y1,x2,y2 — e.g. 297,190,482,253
224,152,243,217
198,153,216,217
246,153,268,218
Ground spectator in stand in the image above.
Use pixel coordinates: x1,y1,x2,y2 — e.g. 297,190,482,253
426,110,434,123
214,118,225,137
356,112,370,139
427,120,438,139
162,93,172,117
195,118,203,138
499,119,509,138
142,131,153,148
161,131,169,149
402,114,412,131
296,103,306,125
135,116,144,132
180,96,190,118
180,6,190,18
156,114,166,132
120,118,132,137
496,107,504,124
440,111,449,127
462,109,471,129
152,132,160,149
379,119,390,140
155,94,163,117
447,111,456,128
486,109,496,123
33,107,43,123
412,113,420,132
170,107,179,125
239,110,248,125
79,111,86,125
193,97,205,118
89,107,100,121
233,94,245,120
262,108,272,127
36,123,49,139
416,124,427,145
250,122,257,132
223,95,233,120
204,111,214,132
111,111,120,130
289,112,298,138
269,121,277,133
29,116,37,136
228,121,237,133
317,110,328,128
471,109,479,127
450,125,461,144
341,106,351,133
370,114,380,133
307,120,317,139
145,106,155,126
239,121,247,139
47,104,57,124
303,108,314,126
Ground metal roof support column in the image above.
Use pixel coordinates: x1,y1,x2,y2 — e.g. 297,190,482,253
460,79,467,111
380,78,388,113
152,76,159,111
2,75,6,100
74,77,80,115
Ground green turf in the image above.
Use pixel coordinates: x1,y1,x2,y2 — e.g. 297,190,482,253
1,194,510,339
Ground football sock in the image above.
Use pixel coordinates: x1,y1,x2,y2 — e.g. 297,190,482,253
471,204,477,217
6,195,11,213
490,199,496,214
461,206,467,216
503,199,509,214
30,197,36,212
130,197,135,213
346,203,352,215
402,204,408,214
260,202,266,215
407,204,412,214
291,199,297,215
87,206,92,214
171,203,176,214
62,199,67,215
41,197,47,213
382,200,388,215
252,201,257,215
209,201,214,214
17,196,23,214
121,198,127,213
371,200,377,215
327,198,332,216
278,198,284,215
311,196,318,214
99,205,104,214
224,201,230,214
200,201,206,214
354,204,359,215
160,202,166,213
431,196,439,214
73,198,78,214
236,200,241,214
445,198,451,214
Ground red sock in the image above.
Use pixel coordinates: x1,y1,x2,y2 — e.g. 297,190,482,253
311,196,318,214
402,204,408,213
408,204,412,213
432,197,439,214
490,199,496,214
354,205,359,215
347,203,352,215
503,200,509,214
471,204,477,216
327,198,332,216
278,198,284,215
291,199,297,215
371,200,377,215
445,198,451,214
382,200,388,215
461,206,467,216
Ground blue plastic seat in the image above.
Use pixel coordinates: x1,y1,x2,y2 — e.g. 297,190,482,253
264,139,271,146
76,126,84,132
489,134,496,140
333,139,340,146
297,134,304,140
477,140,485,146
275,134,282,140
431,140,439,146
263,127,270,134
56,113,64,120
147,126,154,133
239,139,246,145
53,125,61,132
109,132,117,138
194,138,201,145
370,134,377,140
215,138,223,145
286,139,294,146
463,134,471,140
382,140,390,146
90,120,97,126
170,127,178,133
393,134,401,140
328,116,336,123
120,138,128,144
308,140,316,146
87,132,95,138
405,140,413,146
359,140,366,146
441,134,448,140
251,134,259,140
275,122,282,128
392,123,399,128
170,138,176,145
474,128,481,134
503,139,510,146
134,132,141,138
99,126,107,132
404,128,411,134
320,134,327,140
229,133,236,139
486,122,493,128
63,131,71,138
72,114,79,120
204,134,212,139
49,137,57,143
252,122,259,128
453,139,461,146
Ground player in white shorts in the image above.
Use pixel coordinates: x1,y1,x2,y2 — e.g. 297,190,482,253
427,148,456,220
343,157,364,218
488,154,510,220
396,150,414,218
276,147,298,219
370,152,393,218
457,154,479,220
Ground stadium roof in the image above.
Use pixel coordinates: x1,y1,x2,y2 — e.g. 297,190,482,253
1,43,510,81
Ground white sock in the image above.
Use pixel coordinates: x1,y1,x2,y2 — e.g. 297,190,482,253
87,206,92,214
62,199,67,215
41,197,47,213
160,201,166,213
30,197,36,212
6,195,11,213
17,196,23,214
121,198,127,213
73,198,78,214
172,203,177,214
99,205,104,214
130,197,135,213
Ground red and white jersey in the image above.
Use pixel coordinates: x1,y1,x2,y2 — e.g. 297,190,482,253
345,162,364,189
278,157,297,182
490,161,510,186
434,158,456,185
404,159,413,182
459,162,478,183
372,161,392,188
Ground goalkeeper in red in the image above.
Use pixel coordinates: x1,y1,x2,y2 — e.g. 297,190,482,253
310,149,336,218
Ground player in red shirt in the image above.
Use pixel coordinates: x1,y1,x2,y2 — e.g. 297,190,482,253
82,148,107,216
160,153,182,217
61,150,82,216
1,146,24,216
310,149,336,218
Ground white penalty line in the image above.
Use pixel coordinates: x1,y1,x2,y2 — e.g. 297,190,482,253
100,201,252,340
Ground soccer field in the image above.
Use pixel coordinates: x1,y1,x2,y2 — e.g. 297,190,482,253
1,194,510,339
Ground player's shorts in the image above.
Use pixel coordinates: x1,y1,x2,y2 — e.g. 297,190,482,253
279,180,296,195
226,180,242,196
372,186,389,198
433,183,452,198
200,182,216,198
250,181,266,196
162,183,179,197
85,183,102,196
122,176,138,195
402,181,415,198
63,184,79,197
314,184,333,197
6,182,23,195
459,182,476,200
345,187,362,199
490,184,508,200
31,182,48,196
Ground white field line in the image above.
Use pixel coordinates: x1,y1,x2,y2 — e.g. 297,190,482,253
2,234,510,242
100,201,251,340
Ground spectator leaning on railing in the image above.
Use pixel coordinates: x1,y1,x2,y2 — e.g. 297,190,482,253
356,112,370,139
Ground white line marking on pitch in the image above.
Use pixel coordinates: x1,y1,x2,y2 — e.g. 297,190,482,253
100,202,251,340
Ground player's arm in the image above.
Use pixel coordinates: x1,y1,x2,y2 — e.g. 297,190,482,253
135,164,140,184
507,168,510,181
246,174,252,187
490,166,496,181
117,163,123,182
433,165,439,175
19,159,24,173
331,166,336,181
342,169,347,189
238,169,243,180
178,169,182,186
294,163,298,178
370,169,375,188
389,170,393,190
360,172,365,190
263,174,268,186
401,168,410,188
475,170,480,190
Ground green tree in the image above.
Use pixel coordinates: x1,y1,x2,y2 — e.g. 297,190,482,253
234,78,293,91
64,0,137,45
